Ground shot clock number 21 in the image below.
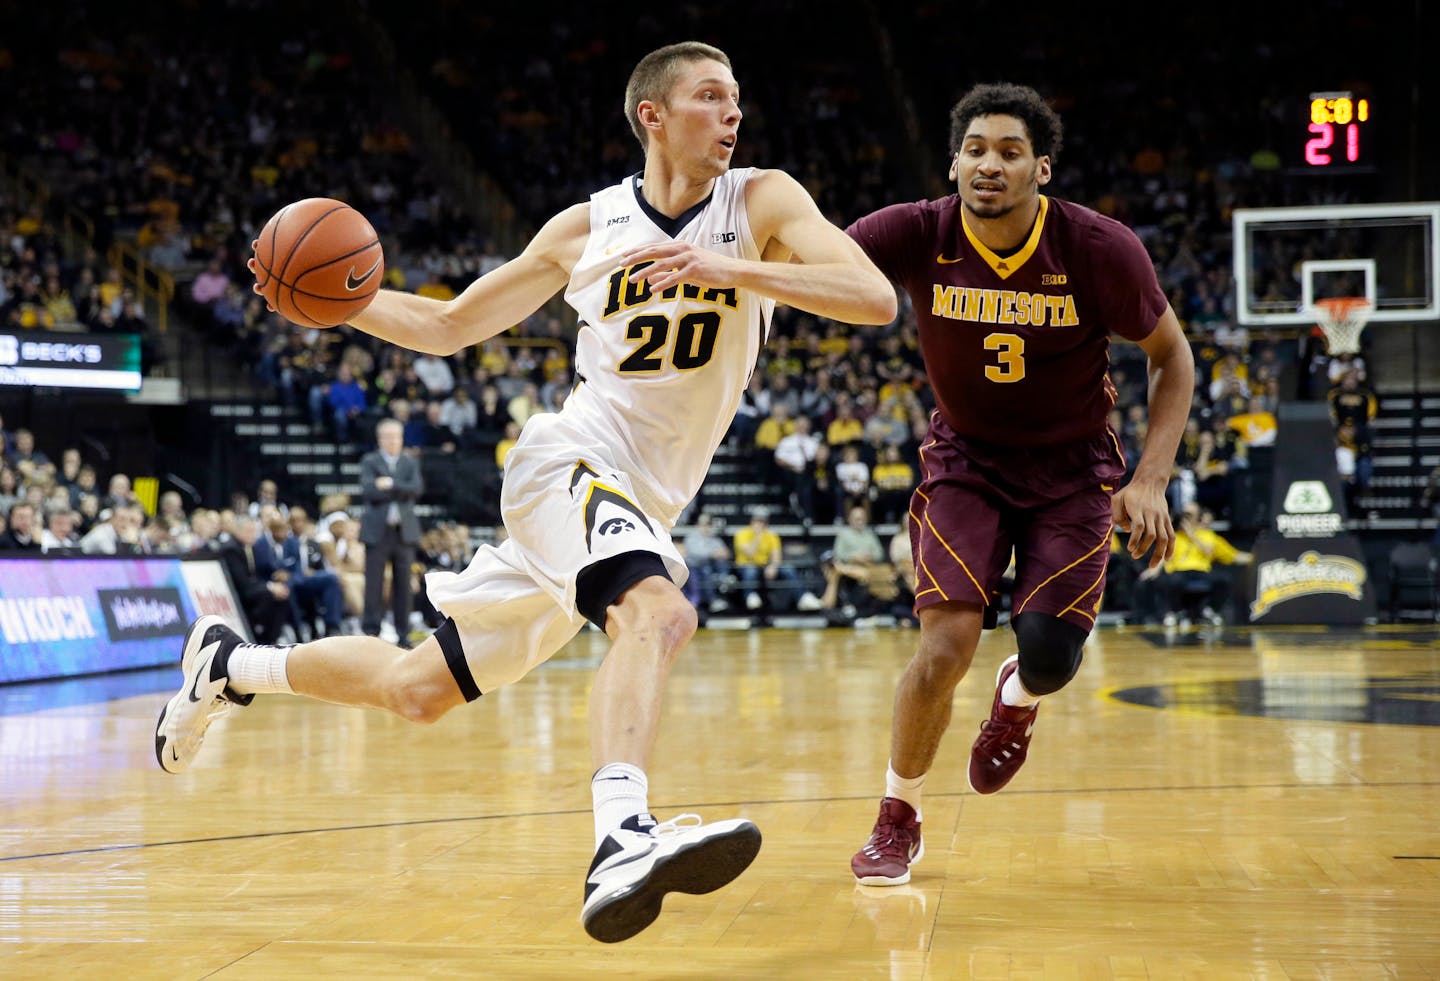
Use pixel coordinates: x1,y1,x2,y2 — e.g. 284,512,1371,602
1306,91,1371,168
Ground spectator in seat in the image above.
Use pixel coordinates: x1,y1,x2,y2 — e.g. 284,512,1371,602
41,507,80,553
79,503,146,555
190,257,231,308
834,443,872,518
0,502,41,551
1335,420,1373,512
682,512,732,613
220,513,291,644
439,384,478,439
1328,370,1378,439
1139,503,1253,626
286,507,345,638
413,350,456,396
732,507,807,617
819,505,895,618
1226,396,1277,449
774,415,821,521
871,444,915,524
322,362,369,443
10,429,50,470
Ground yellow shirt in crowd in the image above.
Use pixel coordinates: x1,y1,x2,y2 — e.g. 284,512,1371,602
1166,528,1240,574
754,417,795,451
872,461,915,491
1227,411,1276,445
733,527,782,567
826,417,864,446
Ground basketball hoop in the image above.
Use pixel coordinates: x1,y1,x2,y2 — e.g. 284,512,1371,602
1310,296,1372,355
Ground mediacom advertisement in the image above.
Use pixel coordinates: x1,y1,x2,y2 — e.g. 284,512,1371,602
1245,402,1376,624
0,556,251,684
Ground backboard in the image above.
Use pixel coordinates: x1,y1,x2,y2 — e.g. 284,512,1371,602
1232,202,1440,326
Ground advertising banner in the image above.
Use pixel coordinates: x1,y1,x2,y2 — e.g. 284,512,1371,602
0,556,251,684
1245,402,1377,624
0,331,142,392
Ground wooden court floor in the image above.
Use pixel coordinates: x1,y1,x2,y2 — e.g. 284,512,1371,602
3,624,1439,979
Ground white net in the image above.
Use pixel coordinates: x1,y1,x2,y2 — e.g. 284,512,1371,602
1311,297,1372,355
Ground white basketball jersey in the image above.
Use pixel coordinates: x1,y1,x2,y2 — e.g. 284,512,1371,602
561,168,773,524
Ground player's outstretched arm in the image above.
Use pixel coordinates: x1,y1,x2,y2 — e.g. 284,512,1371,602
344,204,589,356
1113,305,1195,567
621,170,896,326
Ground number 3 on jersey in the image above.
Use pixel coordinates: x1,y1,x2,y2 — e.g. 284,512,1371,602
984,332,1025,383
619,311,722,373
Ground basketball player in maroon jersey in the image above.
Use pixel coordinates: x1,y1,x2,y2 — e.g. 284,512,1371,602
846,83,1195,884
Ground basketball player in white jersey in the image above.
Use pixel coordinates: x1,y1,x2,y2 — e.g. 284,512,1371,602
155,42,895,943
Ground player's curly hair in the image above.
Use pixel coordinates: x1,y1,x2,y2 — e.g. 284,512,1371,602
625,42,733,152
948,83,1063,161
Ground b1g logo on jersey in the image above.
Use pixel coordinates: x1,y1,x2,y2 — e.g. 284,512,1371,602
710,231,736,244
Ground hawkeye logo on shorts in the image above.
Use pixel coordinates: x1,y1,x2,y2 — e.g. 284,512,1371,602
582,482,654,552
599,517,637,536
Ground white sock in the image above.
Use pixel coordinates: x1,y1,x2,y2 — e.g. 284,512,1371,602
591,762,649,848
885,762,925,822
1001,667,1041,709
226,644,294,695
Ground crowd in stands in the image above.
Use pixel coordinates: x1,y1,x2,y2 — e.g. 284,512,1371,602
0,419,477,645
0,192,161,378
0,0,1412,633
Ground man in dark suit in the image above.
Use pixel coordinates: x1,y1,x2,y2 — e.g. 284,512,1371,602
360,418,423,643
284,507,345,638
219,513,291,644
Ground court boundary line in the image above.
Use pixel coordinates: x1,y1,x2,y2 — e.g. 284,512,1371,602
6,778,1438,865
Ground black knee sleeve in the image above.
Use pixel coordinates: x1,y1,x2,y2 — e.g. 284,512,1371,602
1010,612,1089,695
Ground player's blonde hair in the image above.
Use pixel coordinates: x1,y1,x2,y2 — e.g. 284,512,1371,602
624,41,733,153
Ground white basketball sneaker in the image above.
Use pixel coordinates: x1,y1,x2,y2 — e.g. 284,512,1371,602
154,615,252,773
581,812,762,943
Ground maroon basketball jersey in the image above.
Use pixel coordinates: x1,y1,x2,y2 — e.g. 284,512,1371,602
848,195,1166,447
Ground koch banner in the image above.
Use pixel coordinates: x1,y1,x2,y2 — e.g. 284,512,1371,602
0,331,142,392
1245,402,1376,624
0,555,251,684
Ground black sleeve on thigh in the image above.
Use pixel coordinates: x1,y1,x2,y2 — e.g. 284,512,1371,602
436,617,483,702
574,550,673,631
1010,612,1090,696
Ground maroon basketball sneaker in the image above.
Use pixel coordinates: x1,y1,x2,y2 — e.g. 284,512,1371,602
968,654,1039,794
851,797,924,885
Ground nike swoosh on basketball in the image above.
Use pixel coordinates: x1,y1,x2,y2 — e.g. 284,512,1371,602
345,257,382,291
936,254,963,264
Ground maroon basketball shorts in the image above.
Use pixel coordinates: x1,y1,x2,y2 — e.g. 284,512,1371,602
908,415,1125,632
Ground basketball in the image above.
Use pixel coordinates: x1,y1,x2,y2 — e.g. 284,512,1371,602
253,198,384,328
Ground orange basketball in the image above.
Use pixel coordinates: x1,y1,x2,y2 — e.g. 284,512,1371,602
253,198,384,328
